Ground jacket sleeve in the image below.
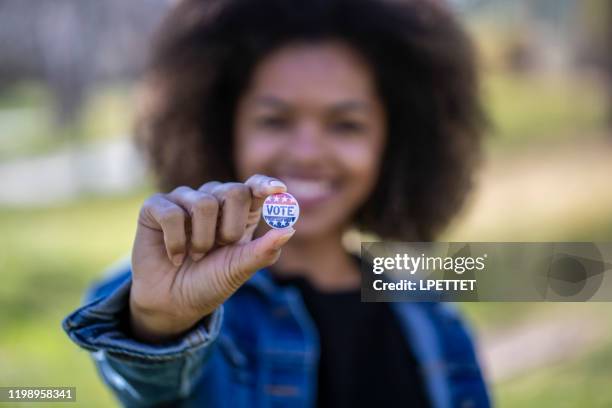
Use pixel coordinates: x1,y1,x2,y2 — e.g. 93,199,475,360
62,260,223,407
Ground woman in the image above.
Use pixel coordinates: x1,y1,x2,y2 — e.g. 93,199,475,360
63,0,490,406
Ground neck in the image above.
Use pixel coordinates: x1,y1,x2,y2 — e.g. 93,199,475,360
272,228,360,292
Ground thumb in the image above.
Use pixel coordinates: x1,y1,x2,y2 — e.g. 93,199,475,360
231,227,295,278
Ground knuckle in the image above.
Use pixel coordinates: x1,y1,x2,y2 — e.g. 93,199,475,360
246,174,264,184
158,207,185,226
171,185,192,195
142,193,163,211
167,239,186,253
192,239,213,252
223,229,244,243
139,194,165,222
192,240,213,254
217,226,244,245
198,180,221,192
223,183,250,202
191,193,219,216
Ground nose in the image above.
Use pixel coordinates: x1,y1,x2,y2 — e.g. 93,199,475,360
285,120,326,164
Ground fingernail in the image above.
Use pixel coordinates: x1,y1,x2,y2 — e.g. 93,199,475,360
269,180,287,189
172,254,184,266
192,252,204,262
273,227,295,249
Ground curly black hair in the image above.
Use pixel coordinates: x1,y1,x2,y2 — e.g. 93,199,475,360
135,0,485,241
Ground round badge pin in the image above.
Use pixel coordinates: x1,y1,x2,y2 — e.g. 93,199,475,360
262,192,300,229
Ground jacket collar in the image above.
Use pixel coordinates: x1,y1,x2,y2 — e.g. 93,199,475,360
244,268,285,300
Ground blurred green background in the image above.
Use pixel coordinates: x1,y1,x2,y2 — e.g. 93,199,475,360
1,0,611,407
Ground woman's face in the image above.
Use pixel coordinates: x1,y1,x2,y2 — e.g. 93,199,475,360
234,41,387,239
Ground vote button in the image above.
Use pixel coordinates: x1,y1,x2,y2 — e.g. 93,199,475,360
262,192,300,229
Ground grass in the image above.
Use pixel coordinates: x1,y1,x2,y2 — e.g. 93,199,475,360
494,317,612,408
0,66,610,406
482,71,609,150
1,186,612,406
466,22,610,150
0,192,149,408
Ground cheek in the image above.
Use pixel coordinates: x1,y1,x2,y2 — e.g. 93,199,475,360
335,137,385,196
234,131,280,181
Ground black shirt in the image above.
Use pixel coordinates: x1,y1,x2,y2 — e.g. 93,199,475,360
273,274,431,408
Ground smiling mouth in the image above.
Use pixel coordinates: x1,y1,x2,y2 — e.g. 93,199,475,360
281,177,336,208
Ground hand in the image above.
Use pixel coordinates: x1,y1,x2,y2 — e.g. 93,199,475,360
129,174,294,342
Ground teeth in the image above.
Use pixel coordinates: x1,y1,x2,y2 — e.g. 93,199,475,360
283,178,333,200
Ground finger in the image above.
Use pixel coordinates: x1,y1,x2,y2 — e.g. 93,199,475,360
244,174,287,212
198,181,222,195
191,227,295,310
140,194,188,266
167,187,219,261
211,183,252,245
227,227,296,282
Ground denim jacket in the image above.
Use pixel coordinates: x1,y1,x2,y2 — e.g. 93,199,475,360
63,260,491,408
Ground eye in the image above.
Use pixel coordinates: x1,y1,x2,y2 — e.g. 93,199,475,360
329,120,366,135
256,115,291,131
